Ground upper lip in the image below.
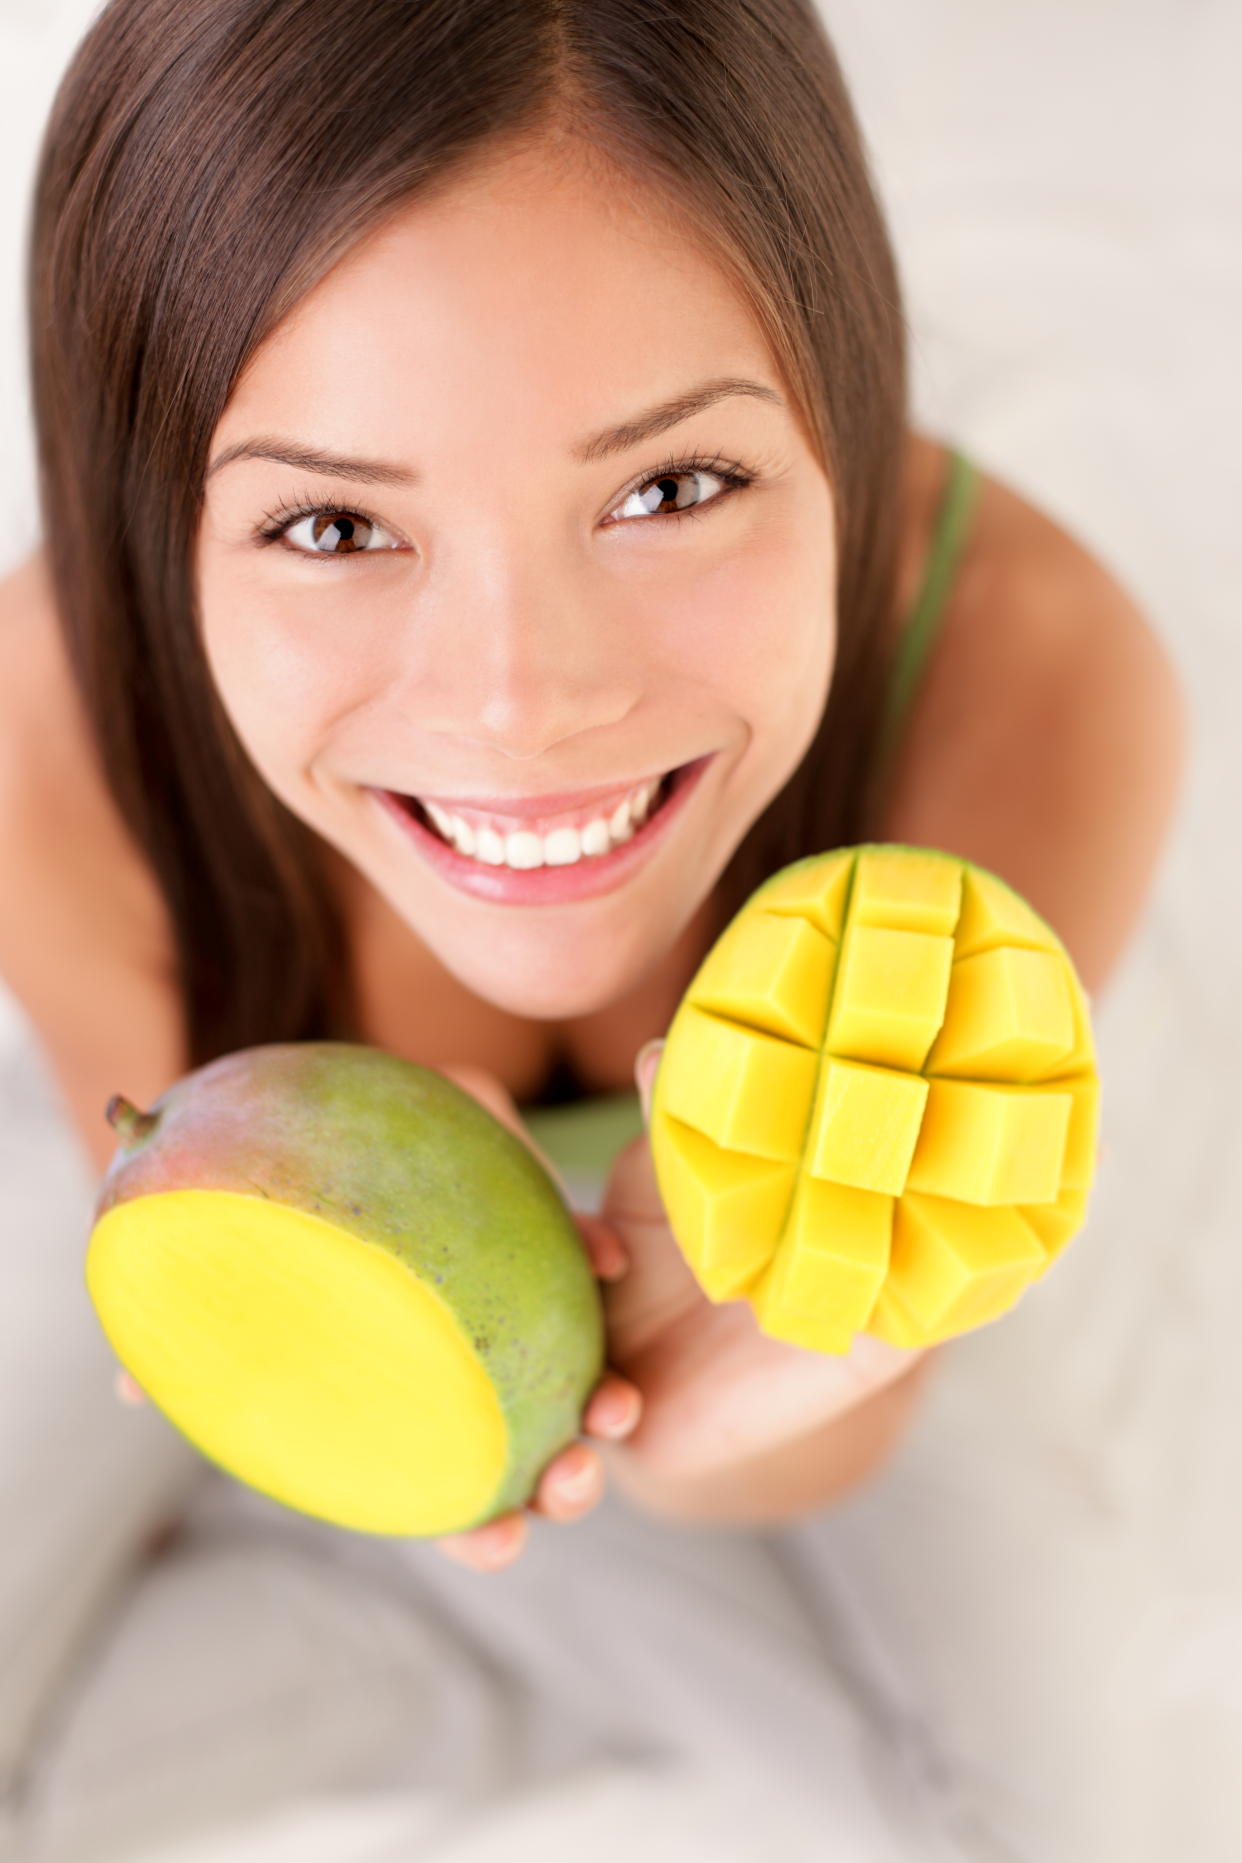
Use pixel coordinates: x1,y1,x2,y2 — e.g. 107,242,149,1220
384,759,697,820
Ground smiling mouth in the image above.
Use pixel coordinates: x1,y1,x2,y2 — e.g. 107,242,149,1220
398,763,685,852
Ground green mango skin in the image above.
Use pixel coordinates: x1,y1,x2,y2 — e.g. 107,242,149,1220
92,1042,606,1531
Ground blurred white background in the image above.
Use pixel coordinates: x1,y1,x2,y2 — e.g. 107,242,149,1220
0,3,1238,1861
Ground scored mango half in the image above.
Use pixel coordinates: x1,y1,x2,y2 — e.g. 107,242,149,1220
648,844,1101,1353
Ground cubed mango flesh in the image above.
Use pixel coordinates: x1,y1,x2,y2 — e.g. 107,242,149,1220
648,845,1100,1353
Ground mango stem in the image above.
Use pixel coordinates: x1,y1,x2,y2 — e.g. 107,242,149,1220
105,1095,159,1145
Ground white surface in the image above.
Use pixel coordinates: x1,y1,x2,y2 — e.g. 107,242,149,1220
0,2,1239,1860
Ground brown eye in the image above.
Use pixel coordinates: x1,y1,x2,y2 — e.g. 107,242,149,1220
313,513,368,552
264,504,401,557
617,467,727,522
293,511,383,554
609,456,756,529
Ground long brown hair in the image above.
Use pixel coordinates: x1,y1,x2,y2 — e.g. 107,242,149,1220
27,0,908,1073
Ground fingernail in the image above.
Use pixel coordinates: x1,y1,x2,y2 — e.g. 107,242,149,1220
598,1397,640,1437
634,1039,664,1122
560,1462,597,1499
482,1518,525,1558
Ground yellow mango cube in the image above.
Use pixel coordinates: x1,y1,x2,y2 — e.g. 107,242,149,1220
751,1174,892,1349
825,921,955,1070
649,1113,797,1300
848,843,963,935
885,1192,1048,1334
904,1076,1072,1205
924,945,1077,1079
953,862,1064,960
657,1002,818,1162
805,1056,929,1196
692,909,837,1049
752,847,855,939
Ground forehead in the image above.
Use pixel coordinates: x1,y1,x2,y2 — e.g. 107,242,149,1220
218,138,777,455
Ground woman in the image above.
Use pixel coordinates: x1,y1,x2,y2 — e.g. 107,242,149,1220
0,0,1186,1849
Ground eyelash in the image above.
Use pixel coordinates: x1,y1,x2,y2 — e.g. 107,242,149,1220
254,452,759,560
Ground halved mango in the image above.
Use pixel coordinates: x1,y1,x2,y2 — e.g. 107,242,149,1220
86,1045,605,1536
648,844,1100,1353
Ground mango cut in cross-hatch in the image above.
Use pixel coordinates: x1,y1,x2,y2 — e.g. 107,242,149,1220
646,843,1100,1355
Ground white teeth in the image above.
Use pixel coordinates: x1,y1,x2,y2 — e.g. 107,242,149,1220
420,774,668,868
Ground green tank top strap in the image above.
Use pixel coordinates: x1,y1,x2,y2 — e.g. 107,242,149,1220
870,446,982,788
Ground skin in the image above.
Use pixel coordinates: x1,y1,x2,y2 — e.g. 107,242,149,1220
177,128,854,1571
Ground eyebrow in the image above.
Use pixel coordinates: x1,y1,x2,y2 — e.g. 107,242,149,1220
205,375,786,484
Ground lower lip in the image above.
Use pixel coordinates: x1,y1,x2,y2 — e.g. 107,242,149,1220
370,753,715,905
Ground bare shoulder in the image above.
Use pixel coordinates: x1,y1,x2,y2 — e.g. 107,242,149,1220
0,548,185,1176
0,547,176,978
877,437,1192,998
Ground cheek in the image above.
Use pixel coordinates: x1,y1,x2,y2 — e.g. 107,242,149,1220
199,590,349,777
678,531,834,717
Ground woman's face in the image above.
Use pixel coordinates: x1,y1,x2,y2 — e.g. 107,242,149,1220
198,136,837,1019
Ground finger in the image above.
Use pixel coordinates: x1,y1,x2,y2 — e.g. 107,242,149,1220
582,1372,643,1440
574,1211,629,1282
432,1063,518,1128
436,1509,528,1572
527,1441,603,1522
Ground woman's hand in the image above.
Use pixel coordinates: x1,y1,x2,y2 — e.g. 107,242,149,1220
116,1047,933,1556
115,1060,646,1576
591,1041,932,1505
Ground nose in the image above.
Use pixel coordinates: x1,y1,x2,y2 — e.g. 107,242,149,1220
393,551,638,761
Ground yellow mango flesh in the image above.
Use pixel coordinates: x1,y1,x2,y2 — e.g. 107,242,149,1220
86,1044,604,1538
648,844,1100,1353
89,1191,508,1537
